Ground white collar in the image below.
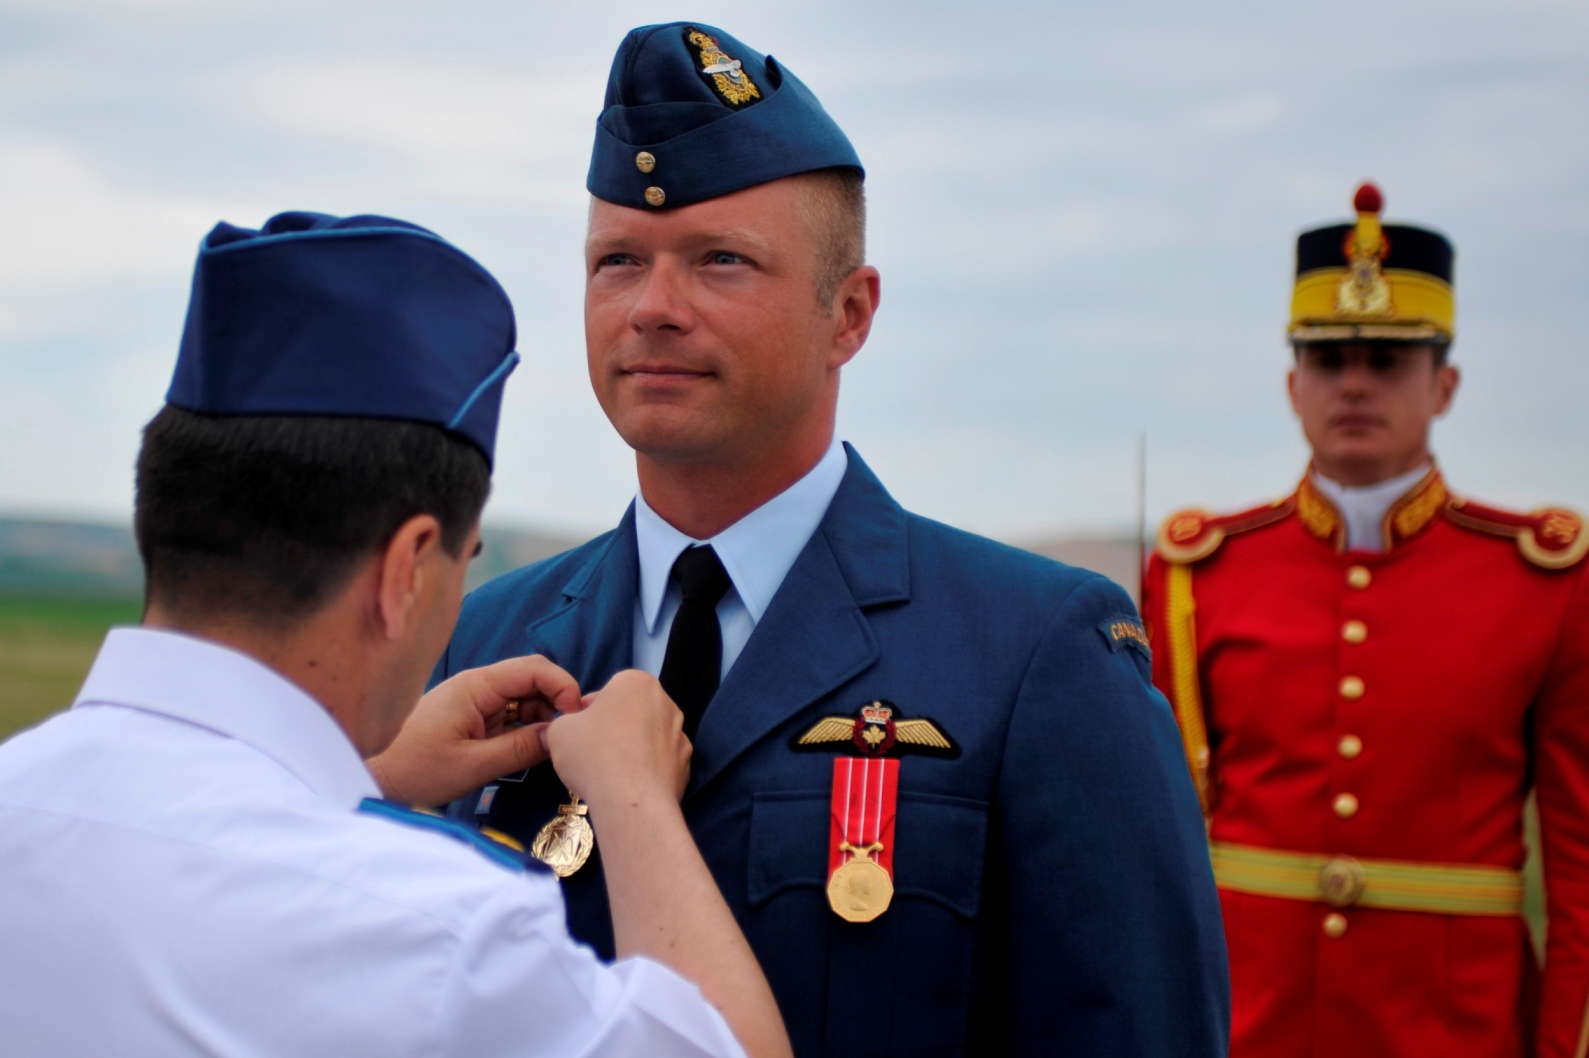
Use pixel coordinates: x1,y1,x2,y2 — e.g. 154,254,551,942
1311,463,1434,552
635,437,849,634
73,627,379,808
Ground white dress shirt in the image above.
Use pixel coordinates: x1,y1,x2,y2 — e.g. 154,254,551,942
633,436,848,678
1311,463,1434,552
0,627,743,1058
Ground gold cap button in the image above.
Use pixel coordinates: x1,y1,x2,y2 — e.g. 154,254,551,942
1338,734,1363,759
1322,912,1349,939
1339,676,1365,700
644,186,666,207
635,151,656,173
1347,565,1371,589
1333,792,1359,818
1342,620,1367,644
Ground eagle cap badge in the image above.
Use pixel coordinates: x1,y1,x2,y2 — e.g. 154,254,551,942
794,700,959,759
686,28,762,107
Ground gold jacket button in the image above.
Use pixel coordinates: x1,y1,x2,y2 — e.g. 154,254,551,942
1333,792,1360,818
635,151,656,173
1347,565,1372,589
1342,620,1367,644
1323,912,1349,939
1339,676,1365,700
1338,734,1363,759
644,186,666,207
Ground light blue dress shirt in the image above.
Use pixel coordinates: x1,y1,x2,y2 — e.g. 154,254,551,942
632,437,849,680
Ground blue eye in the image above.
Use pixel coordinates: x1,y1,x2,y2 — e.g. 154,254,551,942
710,252,741,265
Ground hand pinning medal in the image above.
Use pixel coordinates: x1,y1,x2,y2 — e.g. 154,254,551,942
794,701,958,923
497,698,595,878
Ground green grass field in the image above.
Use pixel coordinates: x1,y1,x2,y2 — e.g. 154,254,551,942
0,597,141,741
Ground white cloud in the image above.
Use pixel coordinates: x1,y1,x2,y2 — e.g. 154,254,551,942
247,60,603,208
0,146,244,289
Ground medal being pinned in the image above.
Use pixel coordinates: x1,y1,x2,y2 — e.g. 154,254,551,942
795,701,957,923
530,792,594,878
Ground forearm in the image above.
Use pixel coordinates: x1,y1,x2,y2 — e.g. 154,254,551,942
591,795,791,1058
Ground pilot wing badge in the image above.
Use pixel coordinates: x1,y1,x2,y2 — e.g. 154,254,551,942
794,700,959,759
687,28,761,106
793,701,958,924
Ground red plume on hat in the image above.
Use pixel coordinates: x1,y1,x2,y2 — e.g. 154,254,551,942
1345,181,1388,262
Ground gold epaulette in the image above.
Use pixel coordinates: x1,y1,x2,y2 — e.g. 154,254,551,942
1444,498,1589,570
1156,498,1296,565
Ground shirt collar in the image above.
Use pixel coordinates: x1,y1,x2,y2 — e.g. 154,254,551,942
73,627,380,808
635,436,849,634
1310,463,1435,552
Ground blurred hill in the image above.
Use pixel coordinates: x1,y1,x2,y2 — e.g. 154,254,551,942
0,517,1141,601
0,519,144,598
0,517,590,599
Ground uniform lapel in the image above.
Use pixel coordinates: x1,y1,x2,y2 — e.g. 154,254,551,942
522,505,638,691
687,447,911,797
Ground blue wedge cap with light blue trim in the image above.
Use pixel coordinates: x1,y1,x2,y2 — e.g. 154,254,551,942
588,22,863,210
166,211,520,465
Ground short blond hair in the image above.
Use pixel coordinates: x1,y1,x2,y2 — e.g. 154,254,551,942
796,168,866,310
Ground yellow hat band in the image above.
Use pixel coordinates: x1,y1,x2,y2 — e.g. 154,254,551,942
1289,267,1455,343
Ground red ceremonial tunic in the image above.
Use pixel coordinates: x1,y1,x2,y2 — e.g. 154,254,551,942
1143,469,1589,1058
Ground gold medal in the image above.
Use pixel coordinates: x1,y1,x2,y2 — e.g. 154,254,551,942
530,793,594,878
826,841,893,923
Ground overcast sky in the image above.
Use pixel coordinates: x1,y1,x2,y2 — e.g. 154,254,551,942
1,0,1585,540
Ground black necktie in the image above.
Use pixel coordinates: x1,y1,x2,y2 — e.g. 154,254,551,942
659,545,733,740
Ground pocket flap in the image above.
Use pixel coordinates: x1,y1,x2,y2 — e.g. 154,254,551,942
748,789,988,918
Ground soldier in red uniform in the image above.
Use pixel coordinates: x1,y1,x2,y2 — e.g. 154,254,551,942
1144,183,1589,1057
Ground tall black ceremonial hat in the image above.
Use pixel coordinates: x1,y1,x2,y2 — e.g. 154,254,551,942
1289,183,1456,344
588,22,863,210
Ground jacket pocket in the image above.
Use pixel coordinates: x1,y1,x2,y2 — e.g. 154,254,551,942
746,788,990,1058
748,788,988,916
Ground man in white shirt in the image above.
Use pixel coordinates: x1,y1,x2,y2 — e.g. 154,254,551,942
0,211,790,1058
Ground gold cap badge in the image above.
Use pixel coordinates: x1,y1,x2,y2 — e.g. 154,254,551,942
687,29,761,107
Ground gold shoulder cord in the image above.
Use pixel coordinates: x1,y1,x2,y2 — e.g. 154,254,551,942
1165,562,1212,813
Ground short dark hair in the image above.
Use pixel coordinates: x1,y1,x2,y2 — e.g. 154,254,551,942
135,407,490,629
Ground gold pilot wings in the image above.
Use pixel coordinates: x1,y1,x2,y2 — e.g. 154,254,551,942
793,701,959,759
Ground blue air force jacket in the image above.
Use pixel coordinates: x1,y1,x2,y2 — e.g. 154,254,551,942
439,447,1228,1057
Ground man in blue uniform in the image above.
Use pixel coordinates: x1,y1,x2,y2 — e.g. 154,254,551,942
438,23,1228,1057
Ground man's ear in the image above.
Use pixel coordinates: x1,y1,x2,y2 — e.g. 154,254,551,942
1286,365,1301,417
375,514,444,642
1433,362,1460,418
828,265,881,370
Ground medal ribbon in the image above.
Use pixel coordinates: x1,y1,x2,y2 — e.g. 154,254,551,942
828,757,899,880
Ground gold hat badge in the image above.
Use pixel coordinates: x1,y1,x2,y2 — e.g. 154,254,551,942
687,29,761,107
1336,182,1393,317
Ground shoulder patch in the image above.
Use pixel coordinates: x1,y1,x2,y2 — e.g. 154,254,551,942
1444,499,1589,570
358,797,548,874
1157,497,1295,564
1098,615,1150,658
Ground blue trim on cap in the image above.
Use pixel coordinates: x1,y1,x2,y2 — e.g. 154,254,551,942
449,349,521,431
358,797,539,873
201,224,517,311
